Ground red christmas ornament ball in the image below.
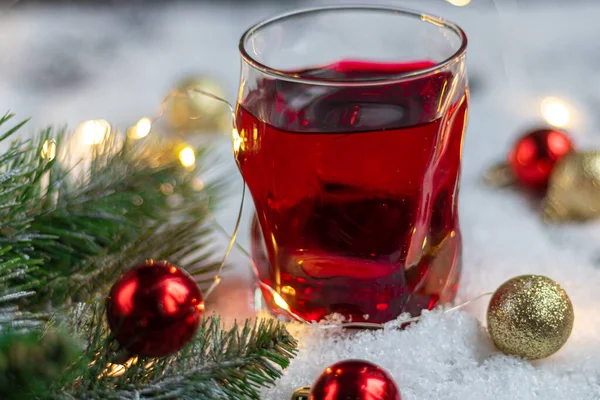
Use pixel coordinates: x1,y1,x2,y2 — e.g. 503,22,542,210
508,128,573,190
106,260,204,358
309,360,401,400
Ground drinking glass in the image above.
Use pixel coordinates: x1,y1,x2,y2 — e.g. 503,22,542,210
234,6,468,324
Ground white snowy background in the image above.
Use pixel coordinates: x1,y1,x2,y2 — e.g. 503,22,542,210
1,1,600,399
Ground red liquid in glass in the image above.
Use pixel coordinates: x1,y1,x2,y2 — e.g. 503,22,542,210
236,60,468,323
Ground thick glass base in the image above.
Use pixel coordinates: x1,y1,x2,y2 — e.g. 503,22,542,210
251,214,461,324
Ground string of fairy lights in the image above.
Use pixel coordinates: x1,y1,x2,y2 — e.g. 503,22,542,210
35,68,575,332
24,0,586,390
32,0,581,359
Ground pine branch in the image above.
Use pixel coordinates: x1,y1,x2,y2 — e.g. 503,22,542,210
60,304,297,400
0,113,53,331
0,112,225,317
0,328,81,400
0,112,299,399
48,220,220,304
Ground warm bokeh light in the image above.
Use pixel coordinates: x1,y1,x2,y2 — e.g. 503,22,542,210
80,119,111,145
133,117,152,139
100,357,139,378
132,195,143,206
191,177,205,191
160,183,174,195
105,363,126,377
178,146,196,168
446,0,471,6
232,128,242,153
273,292,290,311
41,139,56,161
281,285,296,296
541,97,570,128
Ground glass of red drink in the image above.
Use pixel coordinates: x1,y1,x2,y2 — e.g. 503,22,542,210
235,6,468,324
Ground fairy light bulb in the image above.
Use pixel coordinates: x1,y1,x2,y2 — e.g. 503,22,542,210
41,139,57,161
191,177,205,191
80,119,110,145
132,117,152,139
446,0,471,6
541,97,570,128
178,146,196,168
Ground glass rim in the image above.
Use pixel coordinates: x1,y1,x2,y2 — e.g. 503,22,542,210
239,5,468,87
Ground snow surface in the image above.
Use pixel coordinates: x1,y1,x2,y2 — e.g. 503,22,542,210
1,1,600,398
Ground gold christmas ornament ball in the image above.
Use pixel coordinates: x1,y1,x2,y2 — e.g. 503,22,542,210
544,151,600,222
166,75,231,134
487,275,574,360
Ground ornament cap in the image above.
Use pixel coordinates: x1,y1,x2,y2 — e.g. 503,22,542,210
542,197,568,223
290,386,311,400
484,162,515,188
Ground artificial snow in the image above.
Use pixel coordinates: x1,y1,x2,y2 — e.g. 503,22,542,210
262,308,600,399
2,1,600,399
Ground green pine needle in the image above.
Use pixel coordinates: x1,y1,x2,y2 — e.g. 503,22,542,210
0,329,81,400
0,112,298,398
63,305,297,400
0,112,223,314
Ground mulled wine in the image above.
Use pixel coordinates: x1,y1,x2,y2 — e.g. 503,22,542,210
236,58,468,324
